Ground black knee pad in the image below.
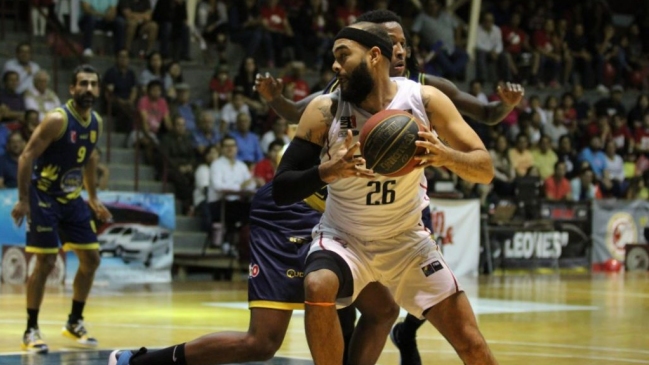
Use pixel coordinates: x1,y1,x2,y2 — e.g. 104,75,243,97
305,250,354,298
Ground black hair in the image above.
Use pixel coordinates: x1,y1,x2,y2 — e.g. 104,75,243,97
355,9,402,24
2,70,18,83
268,139,285,152
146,79,163,92
15,42,30,54
70,64,100,86
221,135,236,146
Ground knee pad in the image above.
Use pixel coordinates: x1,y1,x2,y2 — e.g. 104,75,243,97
305,250,354,298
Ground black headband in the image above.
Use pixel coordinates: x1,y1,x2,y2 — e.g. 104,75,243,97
334,27,393,60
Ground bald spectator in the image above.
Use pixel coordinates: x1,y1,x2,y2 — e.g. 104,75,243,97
0,131,26,188
193,111,221,155
260,118,290,154
0,71,26,123
23,70,61,121
2,43,40,94
119,0,158,55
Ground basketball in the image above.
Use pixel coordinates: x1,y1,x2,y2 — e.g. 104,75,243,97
359,109,425,177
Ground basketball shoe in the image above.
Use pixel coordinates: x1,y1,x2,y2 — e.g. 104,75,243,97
108,348,147,365
389,322,422,365
62,320,98,347
21,328,48,354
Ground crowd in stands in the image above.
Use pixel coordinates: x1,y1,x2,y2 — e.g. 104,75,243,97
3,0,649,239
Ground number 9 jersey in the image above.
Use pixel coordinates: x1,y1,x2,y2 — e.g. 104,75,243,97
322,78,430,240
33,99,102,202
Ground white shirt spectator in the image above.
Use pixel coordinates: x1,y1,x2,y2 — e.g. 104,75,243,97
24,87,61,121
208,156,255,202
193,163,210,206
260,131,290,154
220,103,251,132
605,154,624,181
476,24,503,53
543,121,568,149
3,59,40,94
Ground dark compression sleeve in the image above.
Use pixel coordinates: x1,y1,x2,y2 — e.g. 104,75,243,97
272,137,327,206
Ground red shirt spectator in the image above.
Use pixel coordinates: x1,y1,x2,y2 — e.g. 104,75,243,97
544,175,571,200
137,94,169,134
261,0,289,33
533,29,553,53
253,158,276,183
501,13,528,55
336,0,361,29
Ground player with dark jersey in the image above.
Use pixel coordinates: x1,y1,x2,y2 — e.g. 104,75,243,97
12,64,112,353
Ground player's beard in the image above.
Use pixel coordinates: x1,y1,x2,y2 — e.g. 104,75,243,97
341,60,374,105
74,92,96,109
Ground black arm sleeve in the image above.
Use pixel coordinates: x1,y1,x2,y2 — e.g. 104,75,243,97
272,137,327,206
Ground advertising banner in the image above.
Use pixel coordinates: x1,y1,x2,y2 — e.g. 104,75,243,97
0,189,175,284
591,200,649,265
429,199,480,277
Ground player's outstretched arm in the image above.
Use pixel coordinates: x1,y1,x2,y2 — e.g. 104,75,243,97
255,72,324,123
416,86,494,184
11,111,65,225
272,94,372,205
424,75,524,125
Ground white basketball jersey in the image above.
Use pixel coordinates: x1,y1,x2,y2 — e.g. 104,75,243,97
321,78,430,240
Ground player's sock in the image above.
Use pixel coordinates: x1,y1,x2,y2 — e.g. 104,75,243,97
400,313,425,339
27,308,39,331
131,343,187,365
68,300,85,324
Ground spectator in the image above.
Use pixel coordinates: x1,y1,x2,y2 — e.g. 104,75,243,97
509,132,535,177
95,147,110,190
159,115,196,214
20,110,39,142
412,0,468,80
104,49,138,133
625,175,648,200
543,107,568,149
30,0,52,37
578,135,607,179
527,95,545,125
261,0,295,67
544,161,572,201
531,18,562,87
253,139,284,184
595,85,626,117
0,131,25,188
208,136,259,244
220,89,251,133
282,61,310,101
228,0,273,67
475,12,508,82
164,61,185,102
572,84,590,121
0,71,26,123
634,113,649,154
194,144,220,229
2,43,40,94
594,23,619,93
611,114,633,154
500,12,531,82
260,118,290,154
604,139,624,183
542,94,558,126
489,134,516,198
628,94,649,131
130,80,170,146
210,64,235,110
311,68,335,93
170,83,199,134
154,0,191,62
119,0,159,55
193,110,221,155
23,70,60,122
79,0,126,57
557,134,578,178
571,167,602,201
335,0,361,30
234,58,266,117
230,112,263,164
291,0,335,70
561,92,577,125
532,135,558,180
468,79,489,104
567,23,595,89
139,51,165,93
199,0,229,63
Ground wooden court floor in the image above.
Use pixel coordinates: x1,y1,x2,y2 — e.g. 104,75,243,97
0,272,648,365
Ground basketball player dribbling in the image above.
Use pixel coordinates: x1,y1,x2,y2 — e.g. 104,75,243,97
272,22,497,365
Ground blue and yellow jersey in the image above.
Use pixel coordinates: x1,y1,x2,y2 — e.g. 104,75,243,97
33,99,102,203
405,69,426,84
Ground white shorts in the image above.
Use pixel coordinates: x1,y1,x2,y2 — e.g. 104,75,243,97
308,221,462,319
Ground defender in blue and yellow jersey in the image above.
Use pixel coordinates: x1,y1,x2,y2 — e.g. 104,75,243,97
11,65,112,354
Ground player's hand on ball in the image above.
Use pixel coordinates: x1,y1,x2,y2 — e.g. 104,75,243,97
254,72,283,102
11,201,29,226
89,198,112,222
497,82,524,107
414,130,451,168
319,130,375,183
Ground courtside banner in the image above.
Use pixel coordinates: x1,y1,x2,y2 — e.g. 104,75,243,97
0,189,176,284
429,199,480,277
591,199,649,265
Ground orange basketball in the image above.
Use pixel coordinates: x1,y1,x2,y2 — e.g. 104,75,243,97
359,110,426,177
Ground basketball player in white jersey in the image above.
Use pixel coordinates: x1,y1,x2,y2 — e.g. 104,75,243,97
272,22,497,365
